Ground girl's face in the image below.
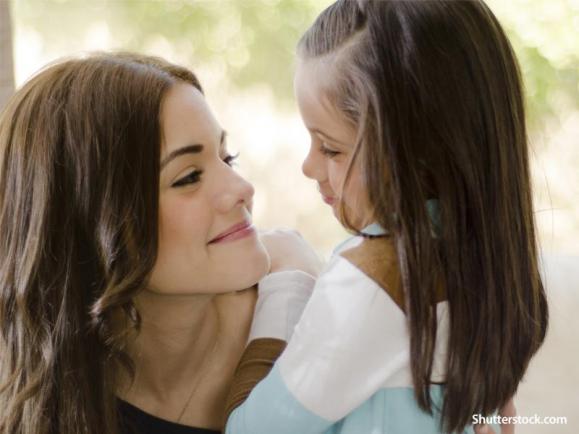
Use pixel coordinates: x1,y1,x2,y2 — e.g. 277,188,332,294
147,82,270,295
295,58,372,229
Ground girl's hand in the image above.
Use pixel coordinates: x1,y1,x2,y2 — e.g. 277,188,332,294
474,399,516,434
259,228,324,277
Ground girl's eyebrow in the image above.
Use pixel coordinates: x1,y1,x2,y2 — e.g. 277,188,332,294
160,130,227,169
219,130,228,152
310,128,349,147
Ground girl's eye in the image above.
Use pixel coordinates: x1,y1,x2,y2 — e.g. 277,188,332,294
172,170,203,188
223,152,240,167
320,144,340,158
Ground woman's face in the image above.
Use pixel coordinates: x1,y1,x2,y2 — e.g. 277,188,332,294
295,58,372,229
147,82,269,295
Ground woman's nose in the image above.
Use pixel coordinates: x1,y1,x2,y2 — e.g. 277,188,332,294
214,166,255,213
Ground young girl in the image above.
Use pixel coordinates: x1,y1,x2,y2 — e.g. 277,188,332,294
224,1,548,433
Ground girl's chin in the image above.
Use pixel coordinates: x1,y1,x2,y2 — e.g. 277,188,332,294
331,203,371,229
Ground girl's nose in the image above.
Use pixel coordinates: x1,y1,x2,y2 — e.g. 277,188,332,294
302,145,325,182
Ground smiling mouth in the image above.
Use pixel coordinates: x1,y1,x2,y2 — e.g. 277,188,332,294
322,195,335,205
208,221,255,244
318,184,336,206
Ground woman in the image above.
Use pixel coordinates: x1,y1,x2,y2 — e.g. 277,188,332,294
0,52,321,434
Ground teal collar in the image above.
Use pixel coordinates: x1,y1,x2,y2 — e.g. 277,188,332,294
360,222,389,237
360,199,441,238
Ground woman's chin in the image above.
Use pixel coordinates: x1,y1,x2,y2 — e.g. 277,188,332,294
223,246,270,291
244,250,271,287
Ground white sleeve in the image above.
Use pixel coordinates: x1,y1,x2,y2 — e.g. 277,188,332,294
276,256,410,422
248,270,316,342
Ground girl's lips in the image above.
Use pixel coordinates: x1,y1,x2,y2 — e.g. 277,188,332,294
318,185,336,205
209,222,255,244
322,195,335,205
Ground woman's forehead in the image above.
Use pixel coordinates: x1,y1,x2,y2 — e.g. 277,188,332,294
160,82,223,157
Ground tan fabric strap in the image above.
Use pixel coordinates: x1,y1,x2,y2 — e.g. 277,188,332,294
223,337,287,428
340,237,446,312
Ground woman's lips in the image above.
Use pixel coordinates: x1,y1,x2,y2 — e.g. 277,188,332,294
209,222,255,244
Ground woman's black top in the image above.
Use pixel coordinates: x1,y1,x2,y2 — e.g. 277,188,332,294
119,400,221,434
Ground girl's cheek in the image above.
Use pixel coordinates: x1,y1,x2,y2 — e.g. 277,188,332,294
328,162,347,196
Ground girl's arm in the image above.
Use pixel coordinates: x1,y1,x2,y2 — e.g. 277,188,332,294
224,269,315,416
225,240,413,434
222,229,323,426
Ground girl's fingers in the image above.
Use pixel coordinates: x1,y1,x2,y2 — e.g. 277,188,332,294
474,424,493,434
474,398,517,434
499,399,517,434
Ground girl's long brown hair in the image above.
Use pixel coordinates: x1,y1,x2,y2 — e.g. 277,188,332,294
299,1,548,432
0,53,201,434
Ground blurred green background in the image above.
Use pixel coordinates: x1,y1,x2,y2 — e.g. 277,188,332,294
2,0,579,431
5,0,579,257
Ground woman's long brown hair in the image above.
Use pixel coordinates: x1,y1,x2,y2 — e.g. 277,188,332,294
299,1,548,432
0,53,201,434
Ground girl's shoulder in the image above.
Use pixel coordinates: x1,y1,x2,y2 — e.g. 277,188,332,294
338,236,405,311
331,234,364,256
332,236,446,312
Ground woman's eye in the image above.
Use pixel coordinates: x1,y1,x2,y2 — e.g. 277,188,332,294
170,153,238,188
320,144,340,158
172,170,203,188
223,152,240,167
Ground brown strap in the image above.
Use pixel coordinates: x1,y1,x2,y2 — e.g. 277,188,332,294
340,237,446,313
340,237,406,311
223,338,287,428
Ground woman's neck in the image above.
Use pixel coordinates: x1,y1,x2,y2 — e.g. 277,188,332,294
117,287,257,427
126,291,220,399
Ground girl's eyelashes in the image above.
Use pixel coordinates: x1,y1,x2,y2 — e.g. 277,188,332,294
319,143,341,158
172,170,203,188
223,152,240,166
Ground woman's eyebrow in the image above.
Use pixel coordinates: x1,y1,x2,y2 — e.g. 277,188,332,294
160,144,204,169
160,130,227,170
